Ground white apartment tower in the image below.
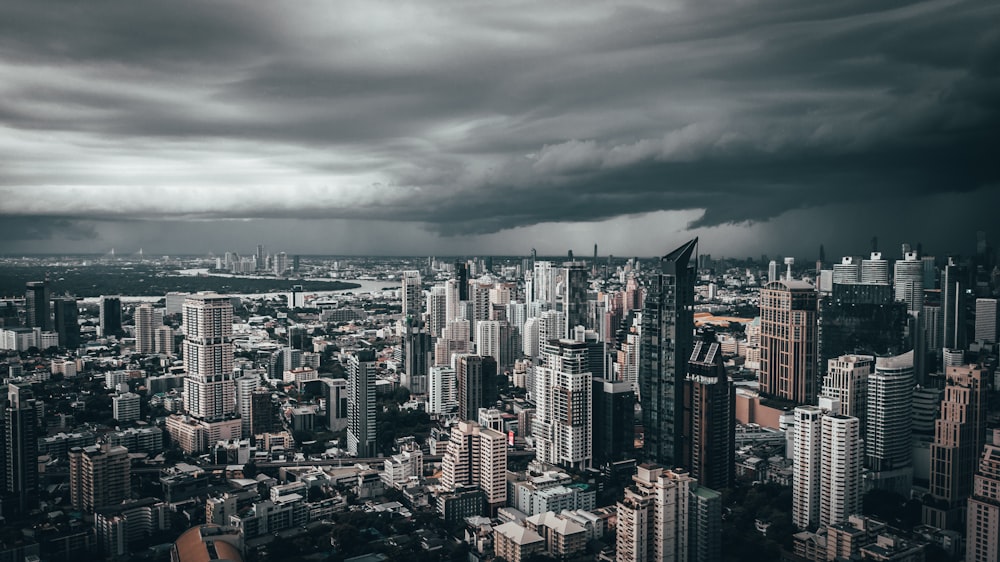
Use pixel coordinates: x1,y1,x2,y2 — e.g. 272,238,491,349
820,414,862,527
135,304,163,354
440,420,507,513
181,294,236,421
793,406,824,530
866,351,914,495
821,354,873,433
893,251,924,313
532,339,592,470
860,252,889,284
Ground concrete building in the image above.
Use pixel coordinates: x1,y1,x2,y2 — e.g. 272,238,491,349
533,339,593,470
69,443,131,512
113,392,141,423
683,339,735,491
3,384,39,512
615,464,720,562
135,304,163,354
493,521,545,562
821,354,873,432
154,325,174,355
966,428,1000,562
760,279,818,405
440,420,507,514
861,252,889,285
457,355,498,421
429,366,457,415
347,350,377,457
323,378,348,432
820,415,862,528
893,252,924,314
181,294,237,427
793,406,824,530
975,298,998,344
924,365,988,531
866,351,915,495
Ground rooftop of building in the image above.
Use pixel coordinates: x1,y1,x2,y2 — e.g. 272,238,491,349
493,521,545,546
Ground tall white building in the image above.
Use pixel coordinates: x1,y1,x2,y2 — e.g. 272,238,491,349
400,270,422,321
975,298,998,343
860,252,889,284
154,325,174,355
444,279,461,324
893,251,924,313
235,372,260,438
832,256,860,284
475,320,514,371
537,310,565,353
793,406,824,530
533,261,556,307
866,351,914,494
135,304,163,354
429,366,457,415
533,339,592,470
181,294,236,422
522,317,540,358
347,350,377,457
820,414,862,527
428,286,448,338
821,354,873,433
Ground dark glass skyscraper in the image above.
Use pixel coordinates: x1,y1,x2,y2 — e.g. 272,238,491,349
640,238,697,467
817,283,908,379
100,296,124,338
54,297,80,349
454,261,469,301
683,338,735,490
3,384,39,513
25,281,51,331
457,355,498,422
592,377,634,467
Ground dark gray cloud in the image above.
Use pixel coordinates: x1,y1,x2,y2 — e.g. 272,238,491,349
0,0,998,253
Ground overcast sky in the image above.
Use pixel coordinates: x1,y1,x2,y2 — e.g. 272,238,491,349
1,0,998,259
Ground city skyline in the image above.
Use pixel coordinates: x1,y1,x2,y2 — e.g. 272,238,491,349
1,1,999,257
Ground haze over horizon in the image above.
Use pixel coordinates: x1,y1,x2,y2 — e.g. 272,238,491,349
1,0,998,258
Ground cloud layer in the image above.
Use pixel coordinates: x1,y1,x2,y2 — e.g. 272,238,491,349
0,0,998,251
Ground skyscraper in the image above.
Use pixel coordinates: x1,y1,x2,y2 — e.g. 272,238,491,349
924,365,987,531
683,339,735,491
616,464,720,562
860,252,889,284
3,384,38,513
640,238,697,467
942,258,968,351
592,377,634,468
428,285,448,337
866,351,914,494
402,324,432,394
347,350,377,457
401,270,422,321
821,354,873,431
24,280,51,331
533,339,593,470
440,420,507,515
135,303,163,354
559,262,589,337
975,298,998,343
454,260,469,301
820,414,862,528
250,390,275,436
456,355,498,422
893,251,925,314
832,257,860,284
100,296,124,338
793,406,823,530
817,283,908,381
966,429,1000,562
181,294,236,421
69,443,130,512
760,278,818,405
53,296,80,349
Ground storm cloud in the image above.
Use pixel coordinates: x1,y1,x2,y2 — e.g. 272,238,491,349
0,0,998,254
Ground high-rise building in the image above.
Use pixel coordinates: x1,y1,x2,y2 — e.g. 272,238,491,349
475,320,515,372
323,378,348,432
347,350,377,457
821,354,873,432
942,258,969,351
893,251,925,314
559,262,589,337
793,406,824,530
25,280,52,331
683,339,734,491
429,366,457,415
975,298,998,343
181,294,236,422
256,244,266,270
820,414,862,528
923,365,987,531
860,252,889,284
533,339,593,470
135,304,163,354
401,270,422,321
866,351,914,495
53,297,80,349
69,443,130,512
966,428,1000,562
3,384,38,512
760,278,818,405
457,355,498,422
234,374,258,438
640,238,697,467
154,325,175,355
616,464,720,562
768,260,778,284
533,261,556,307
273,252,289,275
428,286,448,337
250,390,275,436
454,260,469,301
402,325,431,394
440,420,507,515
113,392,141,423
592,377,634,467
832,257,860,284
100,296,124,338
817,283,908,380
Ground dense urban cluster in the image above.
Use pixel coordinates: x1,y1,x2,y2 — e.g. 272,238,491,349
1,235,999,562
